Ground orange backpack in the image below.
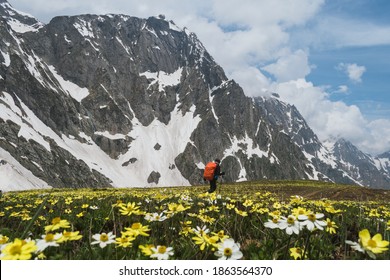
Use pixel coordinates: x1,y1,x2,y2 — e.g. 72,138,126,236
203,162,217,180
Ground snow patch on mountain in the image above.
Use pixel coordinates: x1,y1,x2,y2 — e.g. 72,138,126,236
47,65,90,102
140,67,183,92
0,147,51,191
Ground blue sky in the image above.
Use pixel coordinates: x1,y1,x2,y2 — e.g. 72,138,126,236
7,0,390,155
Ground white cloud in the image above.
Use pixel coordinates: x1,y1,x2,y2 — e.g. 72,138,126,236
270,79,390,155
334,85,349,94
262,49,312,82
337,63,366,83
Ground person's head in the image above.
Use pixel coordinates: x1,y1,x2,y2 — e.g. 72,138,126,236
214,159,221,164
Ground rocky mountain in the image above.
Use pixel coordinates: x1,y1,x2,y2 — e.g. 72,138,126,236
1,0,389,191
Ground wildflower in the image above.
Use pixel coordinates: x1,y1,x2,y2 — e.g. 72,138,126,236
291,207,309,218
36,252,46,260
243,199,253,207
167,203,189,214
234,208,248,217
91,232,116,248
264,217,279,229
345,240,365,253
36,233,62,251
124,223,150,237
0,235,9,249
56,230,83,243
150,245,174,260
192,233,219,251
179,221,194,236
325,206,343,214
213,230,230,241
325,218,338,234
226,203,235,210
386,220,390,231
346,229,389,258
214,238,243,260
115,235,135,248
289,247,307,260
118,202,142,216
193,225,210,236
298,213,327,231
278,215,300,235
89,205,99,210
65,197,73,205
197,214,216,224
359,229,389,254
44,217,71,232
139,244,154,256
144,212,168,222
76,212,84,218
0,238,37,260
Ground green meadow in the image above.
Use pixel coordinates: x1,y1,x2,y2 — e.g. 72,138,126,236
1,180,389,260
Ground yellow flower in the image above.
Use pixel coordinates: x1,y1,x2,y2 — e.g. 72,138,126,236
234,208,248,217
56,230,83,243
291,207,309,217
1,238,37,260
179,221,194,236
213,230,230,241
0,235,9,245
44,217,71,232
289,247,307,260
115,235,135,248
118,202,142,216
192,233,219,251
124,223,150,237
226,203,235,210
359,229,389,254
139,244,154,256
325,218,338,234
167,203,189,214
243,199,253,207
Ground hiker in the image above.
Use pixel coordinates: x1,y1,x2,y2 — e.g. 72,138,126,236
203,159,225,193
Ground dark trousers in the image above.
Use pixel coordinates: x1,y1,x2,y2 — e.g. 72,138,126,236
208,179,217,193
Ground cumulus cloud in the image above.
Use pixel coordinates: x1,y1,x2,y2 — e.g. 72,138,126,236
270,79,390,155
336,63,366,83
262,49,312,82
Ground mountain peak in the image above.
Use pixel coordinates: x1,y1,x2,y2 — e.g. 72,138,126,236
0,0,43,33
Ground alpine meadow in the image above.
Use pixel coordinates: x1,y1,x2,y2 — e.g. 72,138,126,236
1,181,390,260
1,0,390,261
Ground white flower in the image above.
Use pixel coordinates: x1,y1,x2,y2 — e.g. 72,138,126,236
36,233,62,252
264,217,279,229
214,238,243,260
298,213,327,231
345,240,365,253
144,212,168,222
91,232,116,248
193,225,210,235
278,215,301,235
150,245,174,260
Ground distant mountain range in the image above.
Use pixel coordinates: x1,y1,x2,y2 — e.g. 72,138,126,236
1,0,389,191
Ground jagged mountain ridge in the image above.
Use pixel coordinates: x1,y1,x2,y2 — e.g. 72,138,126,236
1,1,389,191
